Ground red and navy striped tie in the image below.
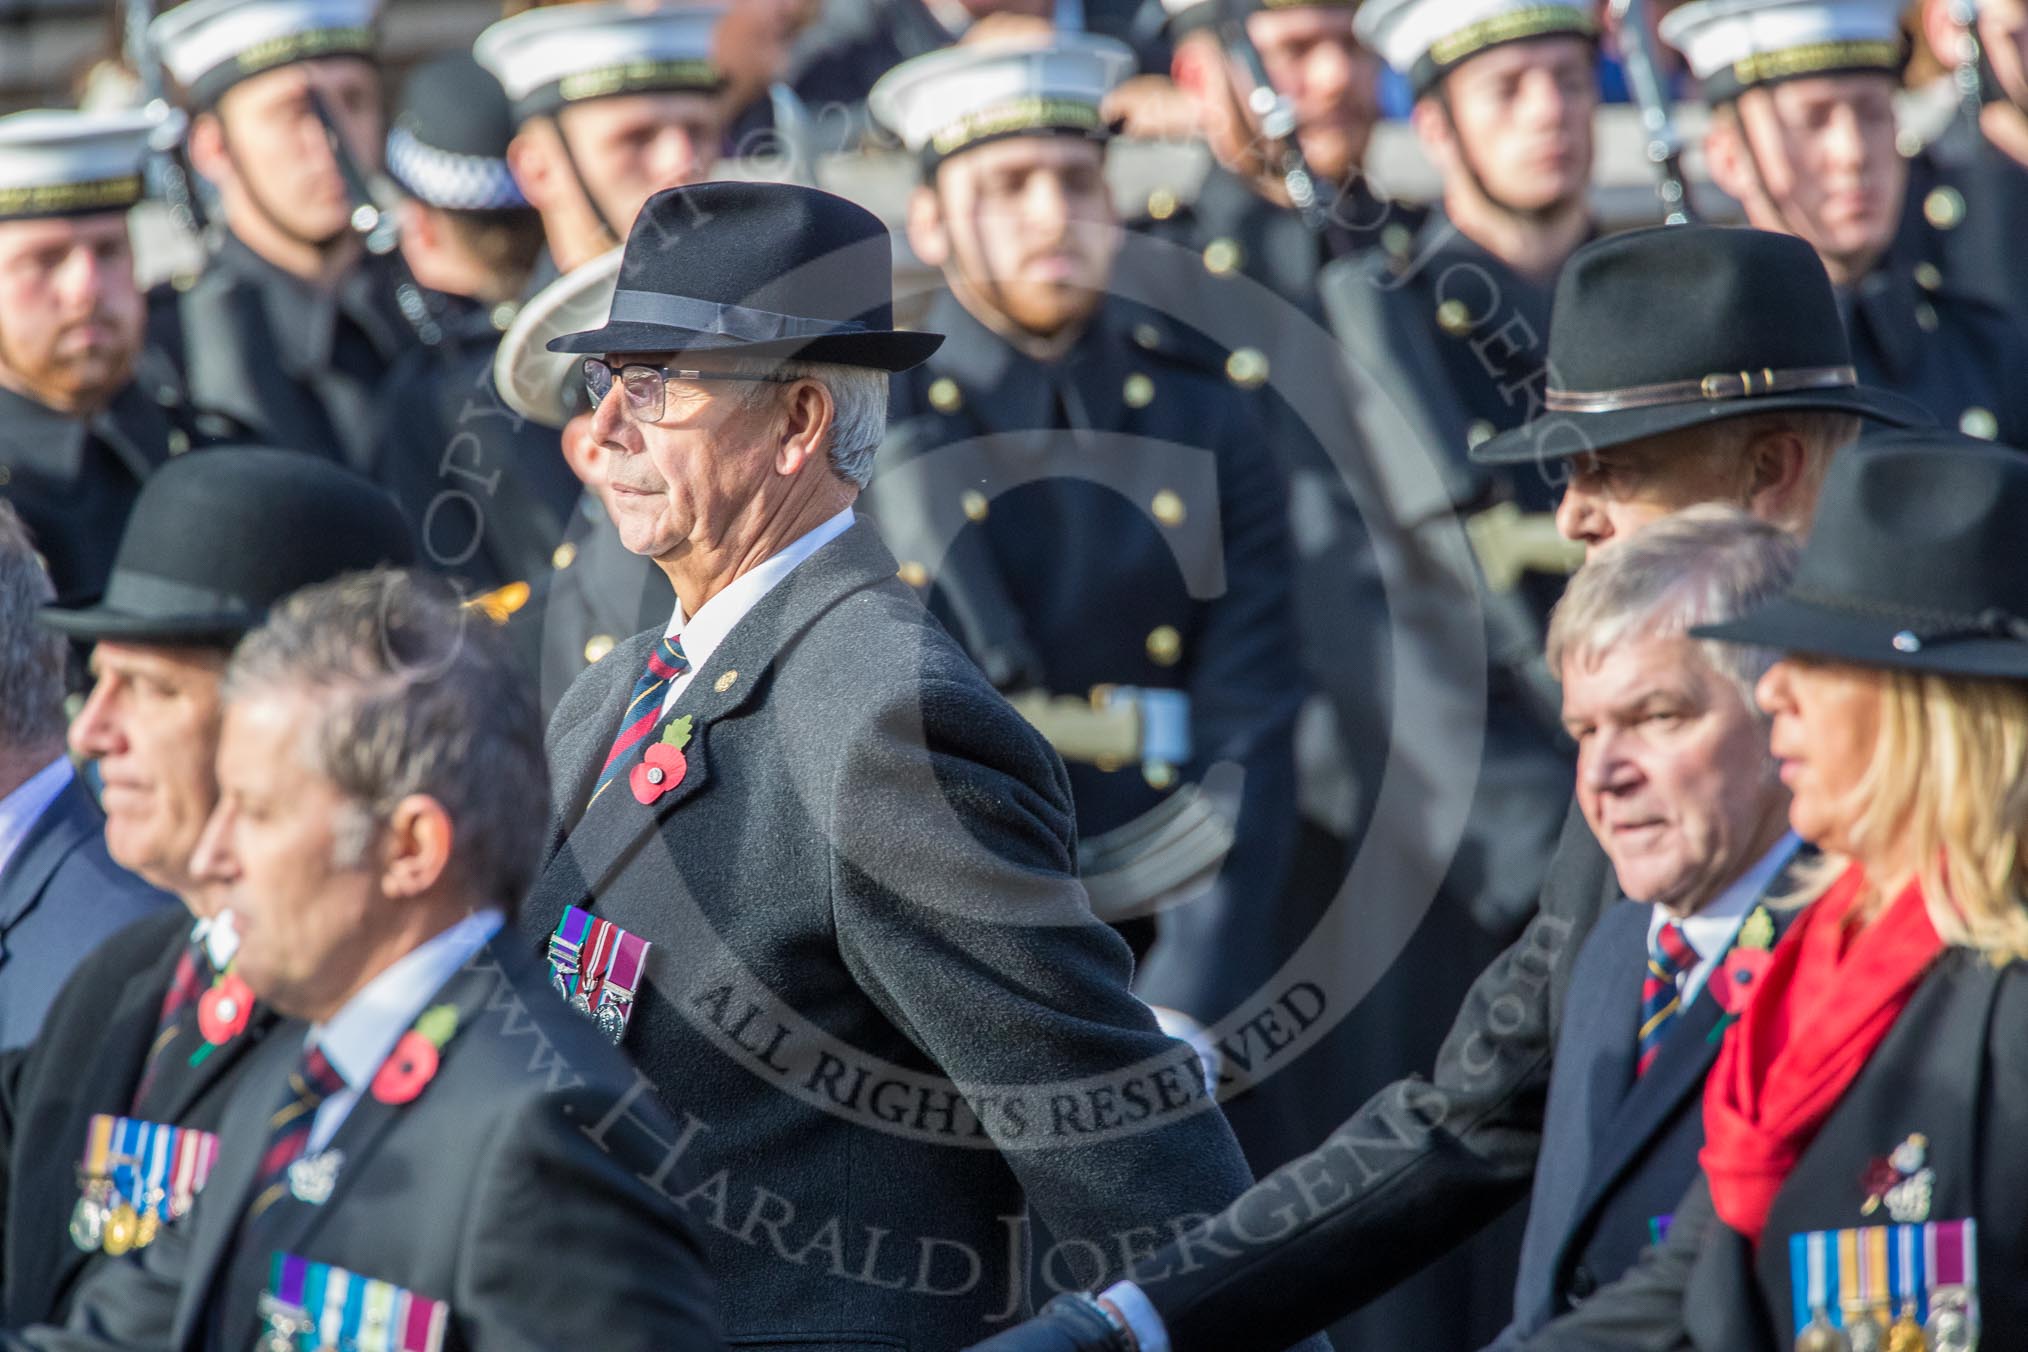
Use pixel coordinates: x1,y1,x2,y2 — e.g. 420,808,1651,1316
1636,920,1699,1077
131,939,211,1112
589,635,690,806
245,1045,347,1223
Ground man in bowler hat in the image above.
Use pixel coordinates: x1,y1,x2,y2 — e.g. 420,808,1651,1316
522,179,1262,1347
0,501,171,1051
14,571,723,1352
969,226,1925,1352
0,450,413,1328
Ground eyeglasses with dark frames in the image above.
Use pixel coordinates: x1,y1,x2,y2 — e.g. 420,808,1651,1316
581,358,792,424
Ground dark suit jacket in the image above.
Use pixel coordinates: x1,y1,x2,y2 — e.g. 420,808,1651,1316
1111,803,1616,1350
0,905,275,1328
0,776,174,1051
1496,874,1803,1346
1522,946,2028,1352
524,521,1258,1348
872,293,1303,1024
147,233,417,474
19,935,721,1352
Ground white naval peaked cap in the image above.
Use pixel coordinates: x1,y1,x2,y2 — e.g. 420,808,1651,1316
149,0,382,109
495,247,623,429
1355,0,1597,94
868,32,1135,166
1157,0,1359,40
0,108,160,222
473,1,727,124
1660,0,1905,102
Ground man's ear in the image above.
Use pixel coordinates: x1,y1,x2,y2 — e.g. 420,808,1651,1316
1744,425,1811,519
186,111,232,190
1702,113,1752,207
1407,95,1453,172
506,124,559,214
397,199,436,253
904,183,950,269
379,794,454,900
775,378,837,478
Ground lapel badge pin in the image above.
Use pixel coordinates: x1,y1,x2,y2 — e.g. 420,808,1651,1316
1860,1134,1933,1223
287,1149,344,1206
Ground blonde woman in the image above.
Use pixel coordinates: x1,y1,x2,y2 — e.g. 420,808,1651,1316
1522,430,2028,1352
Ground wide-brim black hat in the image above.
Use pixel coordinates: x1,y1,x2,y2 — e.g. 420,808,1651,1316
549,181,943,373
1473,226,1929,470
43,447,415,644
1693,431,2028,679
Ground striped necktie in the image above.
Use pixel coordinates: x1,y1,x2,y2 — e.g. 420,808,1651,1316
1636,920,1699,1077
245,1045,347,1224
130,939,212,1113
589,635,690,806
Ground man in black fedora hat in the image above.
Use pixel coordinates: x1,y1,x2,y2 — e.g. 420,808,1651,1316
521,178,1263,1348
968,223,1927,1352
0,448,413,1328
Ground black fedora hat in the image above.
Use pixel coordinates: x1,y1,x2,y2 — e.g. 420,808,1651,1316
42,448,415,644
1472,225,1928,469
1693,431,2028,679
547,181,943,372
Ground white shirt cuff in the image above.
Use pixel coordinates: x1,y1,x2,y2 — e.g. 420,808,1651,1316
1099,1281,1170,1352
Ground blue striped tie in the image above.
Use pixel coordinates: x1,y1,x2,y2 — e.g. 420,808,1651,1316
589,635,689,806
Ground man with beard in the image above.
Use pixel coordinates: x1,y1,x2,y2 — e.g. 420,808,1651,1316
475,0,731,698
1665,0,2028,445
0,449,414,1329
146,0,419,474
1907,0,2028,324
0,111,229,608
866,34,1303,1065
1135,0,1421,312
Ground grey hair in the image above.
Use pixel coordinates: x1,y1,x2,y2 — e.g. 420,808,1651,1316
726,358,891,488
0,503,67,750
1546,505,1802,706
222,569,549,911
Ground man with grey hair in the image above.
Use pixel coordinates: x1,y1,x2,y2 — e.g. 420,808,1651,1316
525,179,1264,1348
0,502,170,1049
0,448,413,1331
14,568,722,1351
1487,505,1806,1345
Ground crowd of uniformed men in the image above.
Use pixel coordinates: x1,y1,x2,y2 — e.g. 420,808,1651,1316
0,0,2025,1347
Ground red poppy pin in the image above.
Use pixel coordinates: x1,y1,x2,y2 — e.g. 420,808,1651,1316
197,972,255,1046
370,1004,459,1106
1705,907,1776,1043
630,716,694,806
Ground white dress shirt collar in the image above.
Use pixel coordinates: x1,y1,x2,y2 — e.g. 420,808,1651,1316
1648,830,1802,1007
303,908,504,1152
659,506,855,715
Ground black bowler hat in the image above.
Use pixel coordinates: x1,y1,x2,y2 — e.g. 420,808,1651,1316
42,448,415,644
547,181,944,372
1472,226,1927,469
1694,432,2028,679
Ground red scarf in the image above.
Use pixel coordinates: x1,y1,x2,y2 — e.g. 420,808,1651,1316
1699,863,1945,1246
